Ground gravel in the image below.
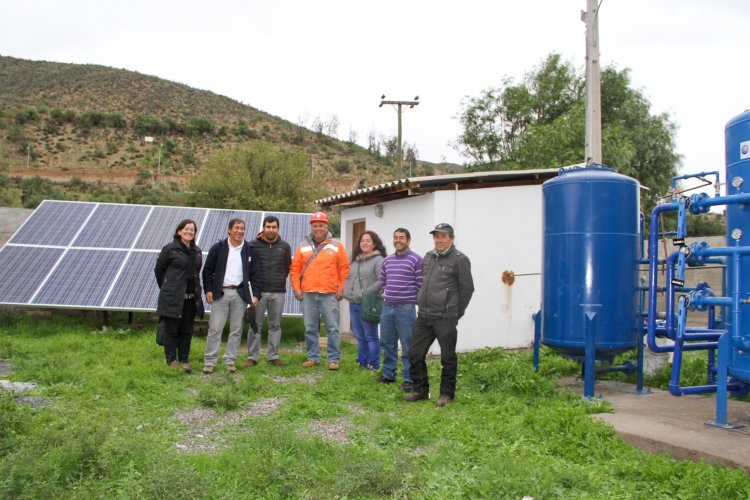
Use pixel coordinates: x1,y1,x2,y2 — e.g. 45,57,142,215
0,361,16,376
173,397,285,454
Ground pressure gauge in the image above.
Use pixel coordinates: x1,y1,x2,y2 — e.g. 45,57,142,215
732,176,744,189
731,228,743,241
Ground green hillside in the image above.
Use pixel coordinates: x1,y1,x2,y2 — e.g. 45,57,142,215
0,55,442,208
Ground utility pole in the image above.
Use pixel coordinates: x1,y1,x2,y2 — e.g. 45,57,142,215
144,136,161,181
379,95,419,179
582,0,602,165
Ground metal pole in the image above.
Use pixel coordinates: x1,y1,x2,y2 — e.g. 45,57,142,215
379,96,419,180
583,0,602,164
397,104,403,179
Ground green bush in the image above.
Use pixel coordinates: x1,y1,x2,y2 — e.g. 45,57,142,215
185,116,215,136
334,159,351,174
15,108,40,125
79,111,107,128
133,115,164,135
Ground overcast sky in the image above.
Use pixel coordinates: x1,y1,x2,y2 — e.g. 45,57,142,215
2,0,748,181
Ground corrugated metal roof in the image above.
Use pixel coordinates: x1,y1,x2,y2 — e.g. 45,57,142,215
316,168,560,207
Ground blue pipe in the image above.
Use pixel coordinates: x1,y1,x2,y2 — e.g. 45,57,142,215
691,245,750,351
691,191,750,210
670,171,721,191
657,250,721,345
532,311,541,373
647,202,679,353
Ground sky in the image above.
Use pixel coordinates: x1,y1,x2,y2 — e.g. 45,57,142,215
1,0,749,183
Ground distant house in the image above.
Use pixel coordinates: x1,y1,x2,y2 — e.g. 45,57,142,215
317,168,558,353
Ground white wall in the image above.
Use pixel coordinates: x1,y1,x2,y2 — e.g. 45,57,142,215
338,184,543,352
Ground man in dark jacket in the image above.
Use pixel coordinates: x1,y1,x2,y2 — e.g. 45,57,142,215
247,215,292,367
202,218,261,374
404,223,474,407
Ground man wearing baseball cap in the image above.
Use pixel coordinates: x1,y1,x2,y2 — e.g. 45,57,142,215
404,222,474,407
289,211,350,370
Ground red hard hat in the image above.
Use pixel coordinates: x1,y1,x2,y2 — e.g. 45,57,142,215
310,211,329,224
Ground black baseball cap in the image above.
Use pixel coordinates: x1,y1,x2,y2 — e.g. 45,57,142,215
429,223,454,236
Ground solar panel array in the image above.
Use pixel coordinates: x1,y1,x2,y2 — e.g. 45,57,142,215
0,200,312,315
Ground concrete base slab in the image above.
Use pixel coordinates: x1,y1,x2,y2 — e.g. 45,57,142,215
560,377,750,472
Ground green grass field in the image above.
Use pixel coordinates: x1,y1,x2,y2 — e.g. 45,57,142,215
0,312,748,499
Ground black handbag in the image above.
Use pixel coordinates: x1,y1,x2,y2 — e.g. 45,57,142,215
156,318,166,346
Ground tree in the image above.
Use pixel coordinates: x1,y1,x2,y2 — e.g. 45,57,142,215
325,114,340,139
187,142,320,212
455,53,679,210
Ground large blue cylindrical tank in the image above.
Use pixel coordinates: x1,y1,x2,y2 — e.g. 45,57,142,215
725,110,750,383
541,166,641,360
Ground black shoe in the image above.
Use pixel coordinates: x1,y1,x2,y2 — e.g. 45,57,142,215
403,391,430,402
378,375,396,384
400,381,414,392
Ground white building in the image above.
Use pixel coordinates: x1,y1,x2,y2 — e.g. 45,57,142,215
317,169,558,353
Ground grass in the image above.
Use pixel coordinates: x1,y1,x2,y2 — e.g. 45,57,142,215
0,312,748,498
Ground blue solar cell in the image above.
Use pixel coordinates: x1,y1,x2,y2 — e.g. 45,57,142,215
32,249,127,307
0,246,64,304
104,251,161,310
134,206,207,250
73,204,152,248
199,209,263,249
9,200,95,245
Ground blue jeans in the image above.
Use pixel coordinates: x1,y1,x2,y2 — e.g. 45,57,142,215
349,303,380,368
379,302,416,381
302,292,341,363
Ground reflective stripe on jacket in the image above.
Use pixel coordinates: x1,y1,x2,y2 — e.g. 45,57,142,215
290,234,350,293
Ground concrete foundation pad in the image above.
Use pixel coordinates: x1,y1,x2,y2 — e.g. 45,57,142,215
560,377,750,472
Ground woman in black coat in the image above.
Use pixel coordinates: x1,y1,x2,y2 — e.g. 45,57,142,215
154,219,205,372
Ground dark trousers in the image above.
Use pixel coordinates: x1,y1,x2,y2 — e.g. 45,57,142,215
163,299,196,364
408,315,458,398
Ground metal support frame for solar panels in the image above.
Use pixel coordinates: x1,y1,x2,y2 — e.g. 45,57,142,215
0,200,310,318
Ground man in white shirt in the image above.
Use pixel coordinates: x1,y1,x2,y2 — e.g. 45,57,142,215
202,218,260,373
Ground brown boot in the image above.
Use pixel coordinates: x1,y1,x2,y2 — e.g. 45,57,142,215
269,359,286,367
436,394,454,407
403,391,430,402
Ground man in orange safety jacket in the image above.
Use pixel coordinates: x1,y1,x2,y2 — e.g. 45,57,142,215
290,211,350,370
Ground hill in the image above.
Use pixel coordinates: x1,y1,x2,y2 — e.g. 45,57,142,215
0,55,456,208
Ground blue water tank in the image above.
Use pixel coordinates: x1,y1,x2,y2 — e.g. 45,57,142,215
725,110,750,383
541,166,641,360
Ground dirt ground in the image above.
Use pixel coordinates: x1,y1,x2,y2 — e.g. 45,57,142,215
8,165,186,187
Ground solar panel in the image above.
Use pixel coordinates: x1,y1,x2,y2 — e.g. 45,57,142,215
73,204,151,248
104,251,161,310
135,206,207,250
8,200,95,245
0,200,312,315
0,246,65,303
32,249,127,307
